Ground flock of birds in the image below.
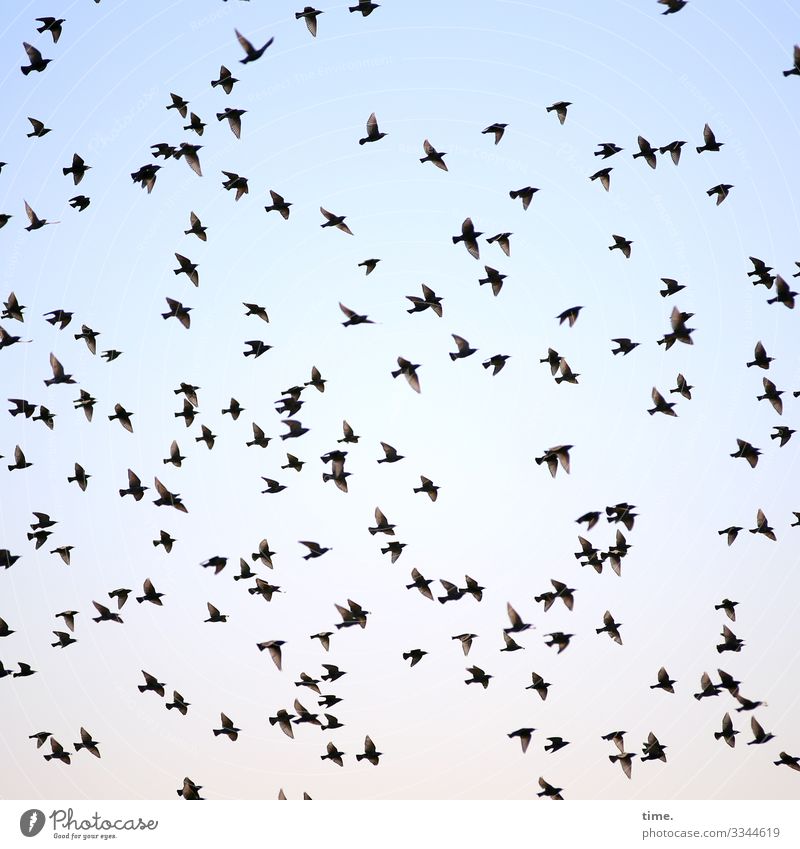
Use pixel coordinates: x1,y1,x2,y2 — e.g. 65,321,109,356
2,1,800,801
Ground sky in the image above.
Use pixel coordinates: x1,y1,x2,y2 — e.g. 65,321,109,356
1,0,800,801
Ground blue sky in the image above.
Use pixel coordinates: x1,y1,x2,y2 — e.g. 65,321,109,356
1,0,800,800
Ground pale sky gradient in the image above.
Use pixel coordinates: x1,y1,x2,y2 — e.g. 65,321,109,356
1,0,800,800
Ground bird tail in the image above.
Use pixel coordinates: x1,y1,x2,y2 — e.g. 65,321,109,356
137,686,147,692
212,730,222,736
62,168,70,176
695,146,704,153
21,65,32,76
356,753,365,761
449,353,458,361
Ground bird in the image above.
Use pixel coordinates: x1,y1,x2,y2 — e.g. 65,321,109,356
609,751,636,779
195,425,216,450
651,667,676,694
707,184,733,205
747,341,773,369
595,142,622,158
508,728,535,753
257,640,285,670
24,200,58,231
660,278,686,297
697,123,723,153
391,357,422,393
590,167,612,191
74,728,101,758
261,478,286,495
406,569,434,601
478,266,507,296
633,135,657,169
153,531,175,553
108,589,131,610
358,258,380,275
246,424,271,448
21,43,51,75
659,140,686,164
108,403,134,432
537,777,563,800
7,445,32,471
356,736,382,765
774,752,800,771
648,387,676,417
217,108,246,139
131,163,161,192
243,341,272,358
714,712,738,748
321,742,345,767
62,154,90,185
535,579,576,612
236,29,274,63
526,672,551,700
35,17,65,43
166,93,189,118
334,599,370,629
368,507,395,536
92,601,123,624
413,476,439,501
50,546,74,565
534,445,572,478
320,207,353,234
482,354,510,375
596,610,623,645
450,334,476,360
211,65,238,94
339,420,360,443
465,666,492,688
611,338,639,355
29,732,52,749
750,508,776,541
452,218,482,259
311,632,333,651
339,303,374,327
670,373,693,400
204,603,228,624
772,426,795,447
544,737,570,753
264,190,292,220
221,171,248,200
767,275,798,309
299,541,330,560
544,632,573,653
138,671,165,697
43,738,70,763
359,113,387,144
213,713,240,741
486,232,511,256
482,123,507,144
136,578,164,606
659,0,688,13
556,305,583,326
296,7,323,37
177,778,204,801
402,649,428,667
153,478,188,513
730,439,760,468
501,633,523,652
757,377,784,414
68,195,90,212
349,0,380,15
27,117,52,138
378,442,404,463
174,143,202,176
268,709,295,739
717,625,744,654
305,366,326,392
715,599,739,621
609,234,632,258
74,324,99,354
505,602,533,634
546,101,571,124
44,309,73,329
782,44,800,77
509,187,539,210
55,611,78,633
641,732,668,763
420,139,448,171
166,692,190,715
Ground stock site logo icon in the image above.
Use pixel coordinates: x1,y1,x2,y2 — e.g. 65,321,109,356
19,809,46,837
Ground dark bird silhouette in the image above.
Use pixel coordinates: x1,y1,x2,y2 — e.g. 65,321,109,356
714,713,738,748
633,135,657,169
556,305,583,326
659,0,688,12
296,7,323,37
403,649,428,667
767,275,797,309
406,568,434,600
595,142,622,158
108,403,133,432
465,666,492,688
8,445,32,471
782,44,800,77
21,42,51,75
359,113,387,145
757,377,783,414
299,540,330,560
486,232,511,256
450,334,476,360
611,338,639,356
509,186,539,210
43,738,69,763
137,578,164,606
350,0,380,15
707,183,733,205
596,610,623,644
453,217,482,259
211,65,238,94
478,266,507,296
174,143,203,176
221,171,248,200
505,602,533,634
670,373,693,400
482,123,507,144
162,298,192,329
265,190,293,219
537,777,563,800
545,632,573,653
714,599,738,621
63,153,90,185
648,387,676,417
74,728,101,758
92,601,122,624
153,477,188,513
166,691,190,715
74,324,99,354
24,200,58,231
36,17,65,42
154,531,175,553
368,507,395,536
320,207,353,234
27,118,52,137
420,139,448,171
44,309,73,329
535,445,572,477
609,234,632,257
340,302,374,327
651,666,676,694
130,163,161,193
483,354,510,375
392,357,422,393
243,340,272,358
545,737,571,753
659,140,686,164
138,671,165,697
750,508,776,541
185,212,207,241
356,736,382,765
774,752,800,771
717,625,744,654
660,277,685,297
236,29,274,63
697,123,723,153
546,101,571,124
68,195,90,211
747,341,773,369
772,426,795,447
217,107,246,139
413,475,439,501
590,167,612,191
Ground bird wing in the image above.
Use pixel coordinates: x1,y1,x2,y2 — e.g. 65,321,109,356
507,602,522,627
236,29,255,55
24,43,43,63
339,302,356,319
366,112,379,137
703,123,716,145
319,207,334,222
